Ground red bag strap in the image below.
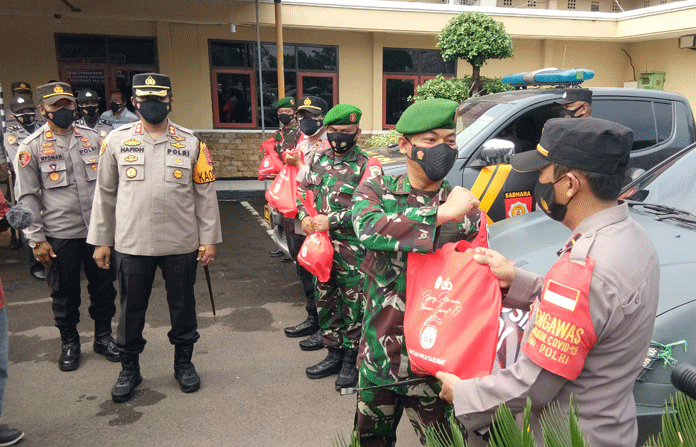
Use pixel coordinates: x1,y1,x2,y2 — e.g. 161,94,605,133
453,209,488,252
298,190,318,218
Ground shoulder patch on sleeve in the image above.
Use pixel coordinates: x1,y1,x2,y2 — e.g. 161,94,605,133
193,142,215,184
99,140,107,156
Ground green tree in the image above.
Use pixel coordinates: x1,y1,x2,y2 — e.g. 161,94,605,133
437,12,514,96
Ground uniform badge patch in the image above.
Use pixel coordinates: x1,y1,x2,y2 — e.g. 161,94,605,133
54,84,64,94
350,112,357,123
7,135,17,145
175,158,182,164
171,142,185,149
43,147,56,155
100,130,107,138
81,137,90,143
193,143,215,184
42,142,53,148
99,140,107,156
173,169,183,179
73,127,81,136
88,158,97,163
91,164,97,171
124,155,138,162
504,191,533,219
168,125,176,135
543,280,580,312
124,139,141,146
417,150,424,160
45,130,54,140
125,167,137,178
49,172,60,182
172,135,185,141
82,143,92,149
18,151,31,167
135,123,143,134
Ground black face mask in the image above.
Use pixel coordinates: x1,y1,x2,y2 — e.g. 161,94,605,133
16,113,35,126
409,140,458,182
109,101,122,113
278,113,294,126
45,107,76,129
327,132,358,154
136,100,171,125
300,116,323,136
82,106,99,119
534,175,575,222
558,105,583,118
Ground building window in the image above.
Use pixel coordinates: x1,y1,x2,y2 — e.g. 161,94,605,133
56,34,157,114
382,48,456,129
611,1,621,11
209,40,338,129
528,0,537,7
503,0,513,6
643,0,650,6
567,0,576,9
591,0,600,10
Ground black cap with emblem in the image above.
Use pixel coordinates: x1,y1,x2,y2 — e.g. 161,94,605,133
76,88,100,103
510,117,632,175
297,96,328,116
132,73,172,98
555,88,592,105
11,82,32,95
10,94,35,113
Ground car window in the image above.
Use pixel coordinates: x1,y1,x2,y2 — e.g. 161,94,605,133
455,102,513,150
653,101,673,143
592,99,657,151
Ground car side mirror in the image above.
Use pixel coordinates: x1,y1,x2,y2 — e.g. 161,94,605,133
624,167,647,185
481,139,515,165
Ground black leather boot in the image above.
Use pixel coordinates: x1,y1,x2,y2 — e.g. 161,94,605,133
285,315,320,338
306,347,344,379
112,353,142,403
335,348,359,390
174,344,201,393
299,330,324,351
58,325,81,372
93,320,120,362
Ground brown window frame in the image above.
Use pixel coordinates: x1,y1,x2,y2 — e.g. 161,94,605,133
211,68,257,129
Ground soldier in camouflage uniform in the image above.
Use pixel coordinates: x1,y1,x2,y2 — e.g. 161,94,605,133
351,99,480,446
297,104,381,390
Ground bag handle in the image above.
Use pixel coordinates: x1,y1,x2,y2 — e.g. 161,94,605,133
453,209,488,252
298,190,318,218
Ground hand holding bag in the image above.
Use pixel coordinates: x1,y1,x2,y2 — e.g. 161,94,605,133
258,138,284,180
265,149,303,218
296,190,334,283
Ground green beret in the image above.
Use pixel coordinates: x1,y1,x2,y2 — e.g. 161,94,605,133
395,98,458,135
275,96,296,109
323,104,362,126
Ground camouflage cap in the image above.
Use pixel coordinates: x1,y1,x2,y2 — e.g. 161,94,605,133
395,98,458,135
323,104,362,126
10,94,35,113
274,96,296,109
36,82,75,105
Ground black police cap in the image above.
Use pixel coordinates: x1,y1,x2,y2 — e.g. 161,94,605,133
132,73,171,97
510,118,632,175
297,96,328,115
76,89,100,103
555,88,592,105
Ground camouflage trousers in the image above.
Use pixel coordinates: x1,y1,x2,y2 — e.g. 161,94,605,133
355,373,458,447
313,240,365,350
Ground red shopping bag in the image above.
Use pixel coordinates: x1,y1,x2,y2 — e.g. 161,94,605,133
265,149,303,218
258,138,284,180
405,210,502,378
296,191,334,283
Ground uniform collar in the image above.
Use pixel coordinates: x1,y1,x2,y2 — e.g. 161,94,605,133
390,174,452,202
573,202,629,237
318,145,361,163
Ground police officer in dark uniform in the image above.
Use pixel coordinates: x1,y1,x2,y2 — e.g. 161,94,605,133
555,87,592,118
14,82,119,372
88,73,222,403
75,89,114,138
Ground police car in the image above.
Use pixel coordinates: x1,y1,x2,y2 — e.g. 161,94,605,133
486,141,696,444
371,68,696,224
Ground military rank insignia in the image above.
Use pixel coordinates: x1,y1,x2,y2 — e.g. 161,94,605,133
6,135,17,145
192,142,215,184
81,137,90,143
124,139,141,146
43,146,56,155
168,125,176,135
124,155,138,162
171,142,186,149
172,135,185,141
101,130,107,138
126,167,137,178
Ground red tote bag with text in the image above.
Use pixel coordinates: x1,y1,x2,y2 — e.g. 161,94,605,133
265,149,303,218
405,211,502,379
296,191,333,283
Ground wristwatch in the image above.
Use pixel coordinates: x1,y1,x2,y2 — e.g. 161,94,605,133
28,240,39,248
